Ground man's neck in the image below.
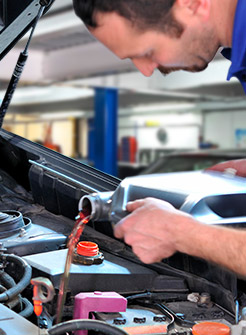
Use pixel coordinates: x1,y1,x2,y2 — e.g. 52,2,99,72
212,0,238,47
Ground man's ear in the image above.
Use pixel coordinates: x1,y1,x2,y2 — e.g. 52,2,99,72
175,0,210,19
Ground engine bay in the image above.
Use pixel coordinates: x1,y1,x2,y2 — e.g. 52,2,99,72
0,141,246,335
0,1,245,333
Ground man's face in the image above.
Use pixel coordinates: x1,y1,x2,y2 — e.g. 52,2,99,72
90,10,220,77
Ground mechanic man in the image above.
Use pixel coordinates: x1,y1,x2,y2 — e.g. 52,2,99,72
73,0,246,277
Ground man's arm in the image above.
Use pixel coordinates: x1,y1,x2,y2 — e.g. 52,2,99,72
114,197,246,277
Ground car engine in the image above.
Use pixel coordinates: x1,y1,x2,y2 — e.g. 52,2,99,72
0,137,246,335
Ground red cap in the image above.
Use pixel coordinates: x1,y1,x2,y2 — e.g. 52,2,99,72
192,322,230,335
77,241,99,257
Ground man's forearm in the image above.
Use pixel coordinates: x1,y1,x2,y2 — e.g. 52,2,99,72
175,218,246,277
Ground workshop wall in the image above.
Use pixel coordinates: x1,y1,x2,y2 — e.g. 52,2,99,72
204,110,246,149
118,111,202,150
6,116,74,157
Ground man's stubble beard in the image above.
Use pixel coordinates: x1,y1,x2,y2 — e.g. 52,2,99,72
158,62,208,76
157,21,218,76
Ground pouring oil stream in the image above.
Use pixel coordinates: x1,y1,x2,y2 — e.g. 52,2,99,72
56,211,90,324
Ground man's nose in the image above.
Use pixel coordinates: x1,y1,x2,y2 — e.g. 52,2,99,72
131,58,158,77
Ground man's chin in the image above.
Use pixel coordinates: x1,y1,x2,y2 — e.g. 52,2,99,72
158,63,208,75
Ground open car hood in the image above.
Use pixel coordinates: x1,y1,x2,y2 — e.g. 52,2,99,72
0,0,55,60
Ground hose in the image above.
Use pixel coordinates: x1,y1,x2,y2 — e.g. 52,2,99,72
0,270,22,309
5,294,21,310
48,319,128,335
0,284,6,293
0,270,16,289
19,297,34,318
0,254,32,302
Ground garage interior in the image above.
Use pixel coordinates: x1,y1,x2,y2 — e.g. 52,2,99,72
1,0,246,178
0,1,246,335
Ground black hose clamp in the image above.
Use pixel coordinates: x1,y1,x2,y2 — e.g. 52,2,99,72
39,0,53,7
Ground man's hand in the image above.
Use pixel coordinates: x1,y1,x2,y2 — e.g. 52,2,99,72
114,197,192,264
114,196,246,277
207,159,246,177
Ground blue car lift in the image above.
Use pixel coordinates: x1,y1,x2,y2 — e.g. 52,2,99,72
93,88,118,177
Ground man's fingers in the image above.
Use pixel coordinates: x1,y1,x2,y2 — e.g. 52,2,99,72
114,215,133,238
206,159,246,177
207,161,234,172
114,200,145,238
126,199,146,212
114,220,124,238
114,198,174,239
114,202,141,238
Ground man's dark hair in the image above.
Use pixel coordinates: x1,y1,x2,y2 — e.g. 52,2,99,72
73,0,184,38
